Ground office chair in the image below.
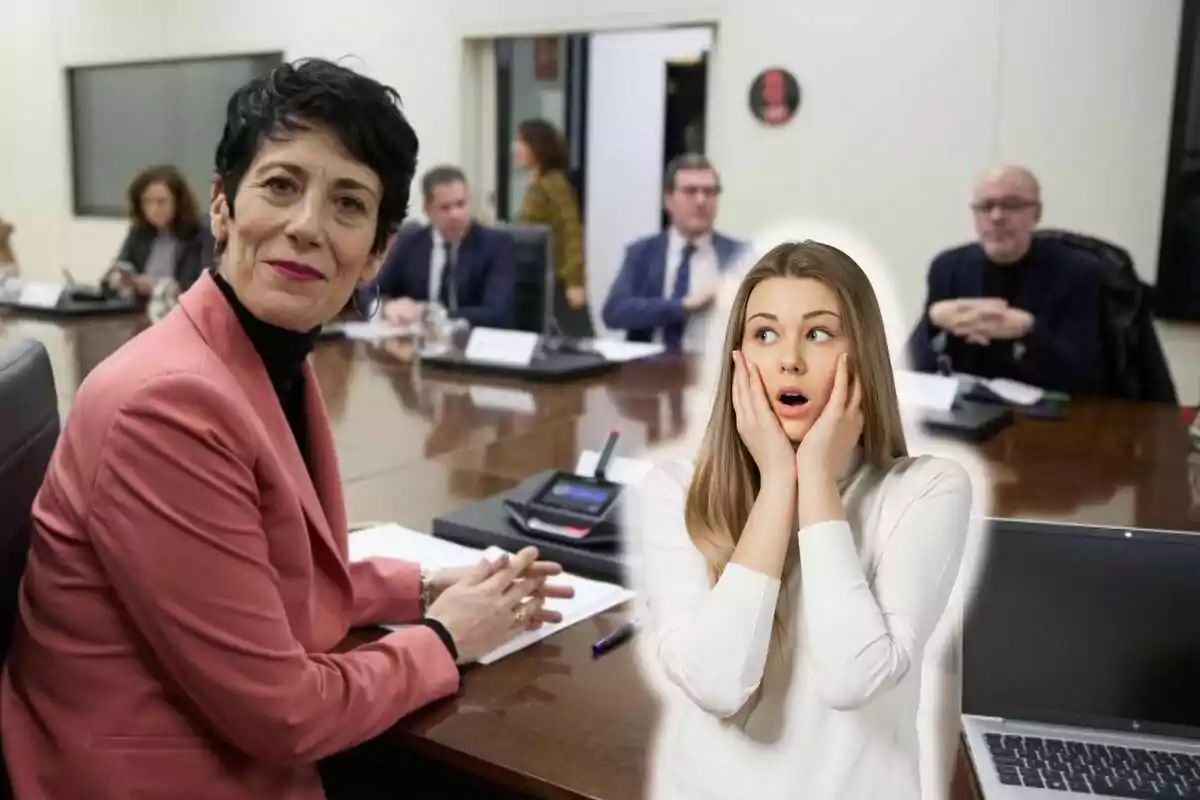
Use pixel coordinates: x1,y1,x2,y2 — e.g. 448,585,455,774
494,222,552,334
0,339,59,796
0,340,58,663
1035,229,1178,404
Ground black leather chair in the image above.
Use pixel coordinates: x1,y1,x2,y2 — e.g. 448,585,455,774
0,340,59,665
1035,229,1179,404
494,222,552,334
0,339,58,797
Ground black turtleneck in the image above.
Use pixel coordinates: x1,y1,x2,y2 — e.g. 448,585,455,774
210,270,320,467
210,270,461,664
981,242,1031,305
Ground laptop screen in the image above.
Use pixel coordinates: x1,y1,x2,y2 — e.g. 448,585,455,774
963,520,1200,740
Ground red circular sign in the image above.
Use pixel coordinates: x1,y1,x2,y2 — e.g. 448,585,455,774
749,68,801,127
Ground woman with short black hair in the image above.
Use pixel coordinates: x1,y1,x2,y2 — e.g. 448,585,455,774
2,58,570,800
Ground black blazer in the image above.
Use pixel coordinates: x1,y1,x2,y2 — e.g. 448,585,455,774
374,222,515,329
906,238,1107,395
113,222,215,291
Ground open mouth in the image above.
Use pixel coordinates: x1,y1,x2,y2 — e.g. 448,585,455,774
777,391,809,407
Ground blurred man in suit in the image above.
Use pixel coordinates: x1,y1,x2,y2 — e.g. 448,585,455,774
906,165,1106,394
602,154,746,350
377,166,515,329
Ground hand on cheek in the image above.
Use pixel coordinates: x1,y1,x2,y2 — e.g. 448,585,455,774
794,352,864,477
730,350,797,484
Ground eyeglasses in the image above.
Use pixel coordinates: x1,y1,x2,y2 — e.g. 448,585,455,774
675,185,721,198
970,197,1039,214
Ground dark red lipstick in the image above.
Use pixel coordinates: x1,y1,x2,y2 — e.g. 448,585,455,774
267,260,326,282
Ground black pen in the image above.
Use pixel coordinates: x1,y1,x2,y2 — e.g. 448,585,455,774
591,620,639,658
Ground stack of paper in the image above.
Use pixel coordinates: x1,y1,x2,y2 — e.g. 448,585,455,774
348,524,634,664
976,377,1045,406
893,370,959,412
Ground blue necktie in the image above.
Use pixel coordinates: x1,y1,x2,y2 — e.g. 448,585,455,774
663,243,696,348
437,241,455,311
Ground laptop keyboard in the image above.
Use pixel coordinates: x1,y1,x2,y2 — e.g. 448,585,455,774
985,733,1200,796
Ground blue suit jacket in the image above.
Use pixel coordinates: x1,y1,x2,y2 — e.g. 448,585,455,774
374,222,515,329
601,230,746,342
906,239,1106,395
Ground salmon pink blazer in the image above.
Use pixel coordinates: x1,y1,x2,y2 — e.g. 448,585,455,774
1,273,460,798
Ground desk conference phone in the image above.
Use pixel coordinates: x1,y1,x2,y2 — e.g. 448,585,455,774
502,431,624,549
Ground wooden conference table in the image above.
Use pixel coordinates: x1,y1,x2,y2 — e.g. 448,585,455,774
3,310,1198,800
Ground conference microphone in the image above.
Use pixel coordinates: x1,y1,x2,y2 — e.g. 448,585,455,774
932,330,953,376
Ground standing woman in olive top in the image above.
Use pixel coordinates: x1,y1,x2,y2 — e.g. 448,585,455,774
633,241,973,800
514,118,593,336
1,58,571,800
105,164,215,297
0,216,17,275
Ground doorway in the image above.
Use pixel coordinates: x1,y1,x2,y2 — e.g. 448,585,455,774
661,52,709,231
481,25,715,335
1156,0,1200,320
493,35,589,222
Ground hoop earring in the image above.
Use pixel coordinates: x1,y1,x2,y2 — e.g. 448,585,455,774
353,282,381,320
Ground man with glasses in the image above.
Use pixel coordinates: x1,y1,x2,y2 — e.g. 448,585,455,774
602,154,746,349
907,165,1106,394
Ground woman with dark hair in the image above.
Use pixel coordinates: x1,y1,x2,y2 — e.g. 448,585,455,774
0,215,17,275
106,164,214,296
515,118,592,335
1,59,570,799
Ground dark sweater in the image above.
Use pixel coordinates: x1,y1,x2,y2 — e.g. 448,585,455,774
210,271,317,462
906,238,1106,395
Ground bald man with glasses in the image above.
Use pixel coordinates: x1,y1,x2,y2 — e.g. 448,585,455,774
907,166,1106,395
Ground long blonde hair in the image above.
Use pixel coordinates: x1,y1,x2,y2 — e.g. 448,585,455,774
684,240,908,585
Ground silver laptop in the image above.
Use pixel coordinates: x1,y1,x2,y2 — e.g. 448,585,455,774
962,519,1200,798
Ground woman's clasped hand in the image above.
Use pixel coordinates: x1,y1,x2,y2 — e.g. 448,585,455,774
426,546,575,664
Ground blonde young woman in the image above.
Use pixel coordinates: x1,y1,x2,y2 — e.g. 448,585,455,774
635,241,973,800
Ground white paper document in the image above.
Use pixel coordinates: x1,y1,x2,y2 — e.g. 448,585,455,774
326,320,419,342
590,339,666,363
463,328,540,366
17,281,64,309
574,450,654,485
348,524,633,665
893,370,959,412
977,377,1045,406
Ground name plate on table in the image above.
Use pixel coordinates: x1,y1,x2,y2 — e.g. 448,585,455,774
463,328,540,367
18,282,64,309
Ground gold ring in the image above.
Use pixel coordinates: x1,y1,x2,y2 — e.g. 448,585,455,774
514,606,530,623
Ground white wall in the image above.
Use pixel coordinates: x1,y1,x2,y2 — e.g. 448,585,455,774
584,27,714,334
993,0,1181,283
0,0,1182,327
0,0,466,282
